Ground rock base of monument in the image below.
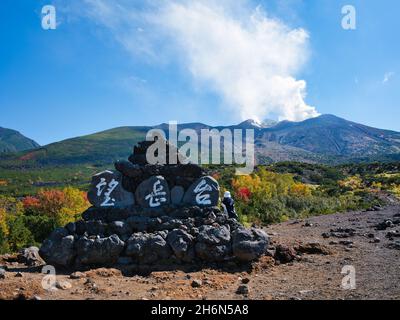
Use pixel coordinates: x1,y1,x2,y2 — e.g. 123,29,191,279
39,205,269,270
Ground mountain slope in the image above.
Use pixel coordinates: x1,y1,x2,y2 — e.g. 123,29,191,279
1,114,400,167
257,115,400,157
0,127,40,153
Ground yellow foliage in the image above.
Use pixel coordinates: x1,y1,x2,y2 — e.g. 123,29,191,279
290,183,312,197
232,167,311,200
0,208,9,237
390,184,400,199
338,175,363,190
371,181,382,190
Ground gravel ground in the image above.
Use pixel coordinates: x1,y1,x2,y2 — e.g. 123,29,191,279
1,205,400,300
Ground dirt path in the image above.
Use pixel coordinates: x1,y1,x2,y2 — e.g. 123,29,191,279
1,205,400,300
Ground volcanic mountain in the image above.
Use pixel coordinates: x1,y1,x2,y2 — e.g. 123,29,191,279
1,114,400,167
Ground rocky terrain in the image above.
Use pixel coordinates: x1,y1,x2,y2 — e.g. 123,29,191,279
1,204,399,300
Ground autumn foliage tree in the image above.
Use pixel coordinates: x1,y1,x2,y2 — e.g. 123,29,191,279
23,187,90,226
0,187,90,253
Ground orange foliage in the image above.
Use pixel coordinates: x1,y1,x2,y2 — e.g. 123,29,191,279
23,187,90,225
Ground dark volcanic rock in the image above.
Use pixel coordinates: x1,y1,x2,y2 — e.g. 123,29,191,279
40,228,75,267
171,186,185,205
135,176,170,208
197,225,231,245
109,221,132,241
76,235,125,266
274,244,297,264
195,225,232,262
87,171,135,208
296,242,332,255
376,220,395,230
85,220,108,236
127,216,151,232
125,232,171,264
232,228,269,261
167,229,195,262
115,160,142,178
183,176,220,207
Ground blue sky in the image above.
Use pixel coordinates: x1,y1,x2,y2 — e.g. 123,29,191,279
0,0,399,145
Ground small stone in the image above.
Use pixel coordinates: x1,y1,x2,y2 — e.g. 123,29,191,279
0,268,6,279
70,272,86,280
274,244,297,263
191,279,203,288
56,281,72,290
296,242,332,255
372,237,381,243
15,272,23,278
299,290,313,295
32,296,42,300
236,285,249,295
241,278,250,284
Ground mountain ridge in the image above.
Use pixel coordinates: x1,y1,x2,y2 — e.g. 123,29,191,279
1,114,400,166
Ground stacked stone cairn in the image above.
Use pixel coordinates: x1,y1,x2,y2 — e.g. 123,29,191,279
40,141,269,270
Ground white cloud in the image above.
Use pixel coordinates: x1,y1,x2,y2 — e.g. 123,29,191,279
383,71,395,84
81,0,319,122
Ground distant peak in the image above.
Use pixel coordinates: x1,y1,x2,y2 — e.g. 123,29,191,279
238,119,263,129
238,118,278,129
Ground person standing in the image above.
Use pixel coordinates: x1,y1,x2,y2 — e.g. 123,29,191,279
222,191,238,220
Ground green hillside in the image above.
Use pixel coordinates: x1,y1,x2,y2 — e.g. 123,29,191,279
0,127,40,153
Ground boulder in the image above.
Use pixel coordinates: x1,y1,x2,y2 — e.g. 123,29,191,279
195,225,231,261
125,232,171,264
195,242,231,262
76,235,125,266
232,228,269,262
85,220,108,236
0,268,6,279
197,225,231,245
171,186,185,205
183,176,220,207
39,229,75,267
17,246,45,267
87,171,135,208
274,244,297,264
114,160,142,178
135,176,170,208
109,221,132,240
65,222,76,235
166,229,195,262
127,215,151,232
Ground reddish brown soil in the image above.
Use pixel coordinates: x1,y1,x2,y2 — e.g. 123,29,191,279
1,205,400,300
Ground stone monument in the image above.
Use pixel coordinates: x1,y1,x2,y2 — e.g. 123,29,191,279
40,140,269,269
